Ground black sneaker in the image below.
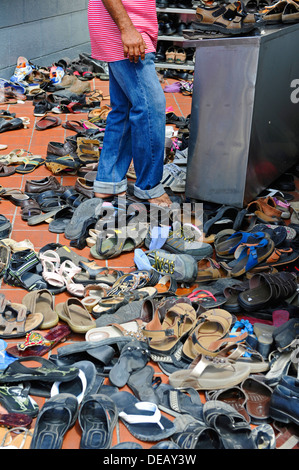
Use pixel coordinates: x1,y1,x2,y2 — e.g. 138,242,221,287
33,100,53,117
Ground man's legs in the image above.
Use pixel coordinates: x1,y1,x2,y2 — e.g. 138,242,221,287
94,53,171,205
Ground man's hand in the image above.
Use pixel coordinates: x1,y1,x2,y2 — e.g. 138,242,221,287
121,27,147,62
101,0,148,63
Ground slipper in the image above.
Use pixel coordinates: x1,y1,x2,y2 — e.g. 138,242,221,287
111,391,176,441
73,263,123,286
5,325,71,358
0,385,39,417
228,238,275,277
35,115,62,130
0,188,30,206
78,393,118,449
206,386,250,423
0,356,79,384
21,289,59,329
127,365,159,404
27,205,68,226
48,206,74,233
55,297,96,334
0,163,15,177
64,197,104,242
203,401,257,449
30,393,79,449
109,340,150,388
62,120,85,133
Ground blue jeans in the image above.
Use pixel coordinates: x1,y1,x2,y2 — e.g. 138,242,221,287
94,52,166,199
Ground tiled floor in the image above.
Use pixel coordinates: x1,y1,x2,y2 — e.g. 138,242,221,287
1,72,299,450
0,74,195,449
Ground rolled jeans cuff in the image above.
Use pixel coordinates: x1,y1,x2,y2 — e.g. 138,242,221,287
93,178,127,195
134,182,165,200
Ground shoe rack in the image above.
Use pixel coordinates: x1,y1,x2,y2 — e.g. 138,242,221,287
155,5,197,71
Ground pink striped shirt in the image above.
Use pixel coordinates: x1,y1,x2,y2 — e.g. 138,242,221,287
88,0,158,62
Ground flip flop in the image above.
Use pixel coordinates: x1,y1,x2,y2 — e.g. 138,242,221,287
5,325,71,358
15,157,45,174
0,356,79,384
50,360,97,404
0,385,39,417
111,391,176,442
55,298,96,334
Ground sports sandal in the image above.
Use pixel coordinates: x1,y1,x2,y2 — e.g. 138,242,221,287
195,2,259,34
181,308,233,360
0,298,43,339
76,137,100,163
20,198,41,221
3,249,47,291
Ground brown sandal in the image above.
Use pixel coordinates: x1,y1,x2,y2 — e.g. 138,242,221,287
0,295,43,339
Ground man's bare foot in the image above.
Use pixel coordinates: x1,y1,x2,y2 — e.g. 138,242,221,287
94,191,126,199
148,193,172,207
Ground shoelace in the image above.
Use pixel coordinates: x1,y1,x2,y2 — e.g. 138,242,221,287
152,253,175,275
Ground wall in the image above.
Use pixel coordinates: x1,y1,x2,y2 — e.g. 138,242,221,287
0,0,91,80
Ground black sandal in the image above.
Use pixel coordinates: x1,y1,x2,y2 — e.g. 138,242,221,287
3,249,47,291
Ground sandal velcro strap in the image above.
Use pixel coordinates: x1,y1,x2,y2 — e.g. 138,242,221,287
119,402,164,430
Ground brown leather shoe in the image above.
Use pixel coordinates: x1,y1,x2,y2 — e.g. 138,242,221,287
24,176,65,195
75,177,94,198
47,140,77,158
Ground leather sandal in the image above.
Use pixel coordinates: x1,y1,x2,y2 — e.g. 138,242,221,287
237,271,298,312
143,302,197,354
